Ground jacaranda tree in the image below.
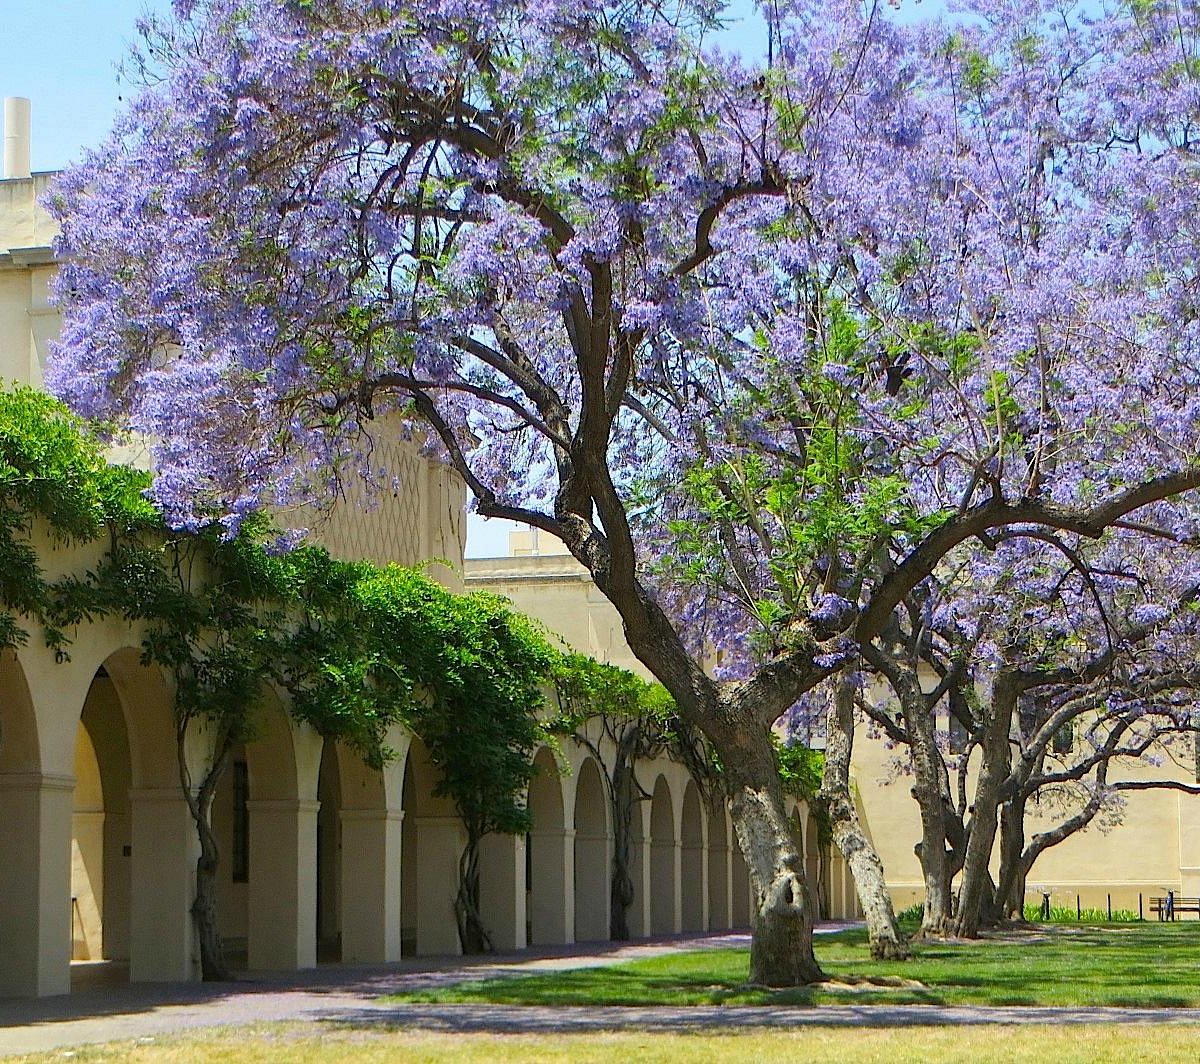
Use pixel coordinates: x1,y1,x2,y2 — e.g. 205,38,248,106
48,0,1200,983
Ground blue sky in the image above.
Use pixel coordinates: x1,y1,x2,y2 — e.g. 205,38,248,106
0,0,786,173
0,1,174,173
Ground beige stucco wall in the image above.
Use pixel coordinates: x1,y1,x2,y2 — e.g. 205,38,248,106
465,553,651,679
0,174,57,388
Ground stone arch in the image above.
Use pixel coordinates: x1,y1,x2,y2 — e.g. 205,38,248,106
215,689,320,972
0,647,39,772
527,746,571,944
73,648,193,985
401,735,463,955
649,774,677,935
317,733,404,963
573,757,610,942
706,802,730,931
73,674,133,966
0,649,52,996
100,648,179,790
680,780,705,932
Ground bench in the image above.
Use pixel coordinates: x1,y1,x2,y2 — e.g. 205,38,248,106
1150,894,1200,921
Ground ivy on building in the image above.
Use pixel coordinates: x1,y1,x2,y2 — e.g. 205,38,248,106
0,385,675,966
1,385,822,962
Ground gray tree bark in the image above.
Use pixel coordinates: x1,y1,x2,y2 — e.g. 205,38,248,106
718,724,824,985
819,678,910,959
179,720,234,982
950,679,1016,937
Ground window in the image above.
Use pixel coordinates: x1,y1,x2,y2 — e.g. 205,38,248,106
231,760,250,883
1018,693,1072,756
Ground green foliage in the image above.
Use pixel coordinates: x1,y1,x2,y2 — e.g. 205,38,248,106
660,303,956,656
775,738,824,802
549,650,674,731
1023,904,1139,924
0,383,643,845
0,385,156,648
280,556,555,837
775,738,832,848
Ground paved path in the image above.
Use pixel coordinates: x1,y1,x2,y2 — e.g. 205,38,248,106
2,928,1199,1056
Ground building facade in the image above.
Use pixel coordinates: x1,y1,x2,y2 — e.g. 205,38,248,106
0,102,849,999
467,545,1200,920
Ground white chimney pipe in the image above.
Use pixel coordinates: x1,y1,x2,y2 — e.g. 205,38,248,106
3,97,32,180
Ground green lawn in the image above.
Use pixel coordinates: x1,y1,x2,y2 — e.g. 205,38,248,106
388,923,1200,1008
11,1024,1200,1064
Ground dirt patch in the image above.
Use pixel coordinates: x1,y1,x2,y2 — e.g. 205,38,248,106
815,975,928,993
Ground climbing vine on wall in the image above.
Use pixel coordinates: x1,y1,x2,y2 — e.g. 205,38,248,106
3,386,803,963
0,386,580,965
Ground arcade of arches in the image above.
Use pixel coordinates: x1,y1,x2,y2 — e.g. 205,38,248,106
0,636,859,998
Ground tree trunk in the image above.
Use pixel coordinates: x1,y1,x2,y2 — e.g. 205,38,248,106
718,723,824,986
995,794,1028,920
180,721,234,982
608,724,640,941
566,525,823,984
455,831,493,954
819,678,909,960
906,698,955,937
193,814,230,981
950,683,1015,938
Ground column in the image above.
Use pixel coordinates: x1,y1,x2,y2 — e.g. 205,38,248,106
414,815,467,955
0,772,74,996
339,808,403,963
128,788,198,983
530,826,575,945
672,838,683,933
573,829,610,942
247,798,320,971
681,836,706,932
628,831,651,937
708,842,732,931
479,832,527,951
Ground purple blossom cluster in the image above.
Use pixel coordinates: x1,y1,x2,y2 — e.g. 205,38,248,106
44,0,1200,702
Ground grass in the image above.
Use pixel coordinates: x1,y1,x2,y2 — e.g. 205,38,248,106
387,922,1200,1008
10,1024,1200,1064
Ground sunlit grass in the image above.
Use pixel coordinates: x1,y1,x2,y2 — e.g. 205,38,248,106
389,922,1200,1008
10,1023,1200,1064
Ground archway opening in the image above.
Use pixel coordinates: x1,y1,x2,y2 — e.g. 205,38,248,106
573,758,609,942
706,802,730,931
68,663,135,988
68,648,182,990
680,781,705,932
649,775,676,935
316,740,342,961
527,747,569,944
400,736,461,955
401,755,418,955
